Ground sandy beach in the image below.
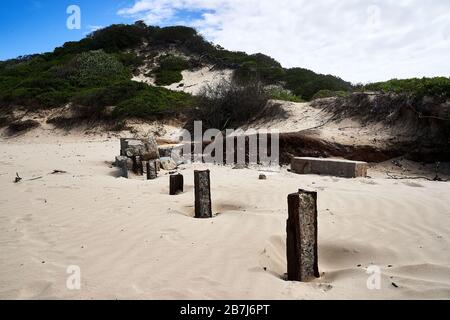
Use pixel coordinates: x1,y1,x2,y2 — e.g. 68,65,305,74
0,132,449,300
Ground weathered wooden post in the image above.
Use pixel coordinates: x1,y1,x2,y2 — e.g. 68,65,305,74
115,156,129,178
132,156,143,175
286,189,319,282
147,160,157,180
120,138,128,156
194,170,212,218
170,174,184,195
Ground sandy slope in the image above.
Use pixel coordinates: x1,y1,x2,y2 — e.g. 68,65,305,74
132,65,234,95
0,132,449,300
242,100,406,148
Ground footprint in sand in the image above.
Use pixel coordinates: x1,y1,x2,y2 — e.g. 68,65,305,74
258,235,286,277
316,283,333,292
360,179,378,185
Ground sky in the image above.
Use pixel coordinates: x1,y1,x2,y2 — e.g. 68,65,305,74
1,0,449,83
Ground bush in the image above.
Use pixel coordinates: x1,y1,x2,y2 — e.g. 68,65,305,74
153,26,198,44
267,87,303,102
312,89,349,100
0,116,10,127
113,85,195,118
36,91,72,107
72,80,195,119
365,77,450,101
113,52,144,70
283,68,353,101
7,120,40,135
59,50,131,87
89,24,149,52
231,53,285,84
153,55,190,86
154,70,183,86
191,79,269,130
72,81,143,108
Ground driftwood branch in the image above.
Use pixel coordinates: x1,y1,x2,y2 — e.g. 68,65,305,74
28,176,43,181
14,173,22,183
51,170,67,175
386,172,449,182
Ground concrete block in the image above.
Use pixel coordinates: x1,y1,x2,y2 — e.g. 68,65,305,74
115,156,128,167
291,157,367,178
115,156,129,178
120,138,142,156
158,144,184,164
160,157,177,171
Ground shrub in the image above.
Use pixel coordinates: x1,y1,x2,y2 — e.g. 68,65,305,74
0,116,10,127
35,90,72,107
283,68,353,101
7,120,40,135
72,81,144,108
154,70,183,86
53,38,94,56
231,53,285,84
267,87,303,102
191,79,269,130
312,90,349,100
153,26,198,44
153,55,190,86
89,24,149,52
113,52,144,70
113,85,194,118
365,77,450,101
59,50,131,87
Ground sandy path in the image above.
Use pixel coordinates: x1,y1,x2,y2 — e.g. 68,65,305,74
0,136,449,299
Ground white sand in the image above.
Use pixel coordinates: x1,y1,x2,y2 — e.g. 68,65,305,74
242,100,408,148
0,132,449,300
164,67,234,95
132,65,234,96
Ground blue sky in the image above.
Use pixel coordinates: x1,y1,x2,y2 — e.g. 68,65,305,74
0,0,137,60
0,0,210,61
1,0,449,82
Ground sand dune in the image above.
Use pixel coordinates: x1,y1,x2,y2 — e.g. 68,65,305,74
132,65,234,96
0,133,449,300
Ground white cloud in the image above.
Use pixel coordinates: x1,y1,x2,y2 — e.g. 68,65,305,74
85,25,104,35
118,0,450,83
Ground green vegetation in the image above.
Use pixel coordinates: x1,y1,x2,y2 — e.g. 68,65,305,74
114,84,195,118
152,55,190,86
0,49,194,119
266,87,303,102
365,77,450,101
7,119,40,135
192,80,269,130
3,21,448,126
58,50,131,87
72,81,194,118
53,23,150,56
0,21,354,120
312,89,350,100
282,68,352,101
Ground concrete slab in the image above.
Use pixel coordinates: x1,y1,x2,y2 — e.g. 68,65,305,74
291,157,368,178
